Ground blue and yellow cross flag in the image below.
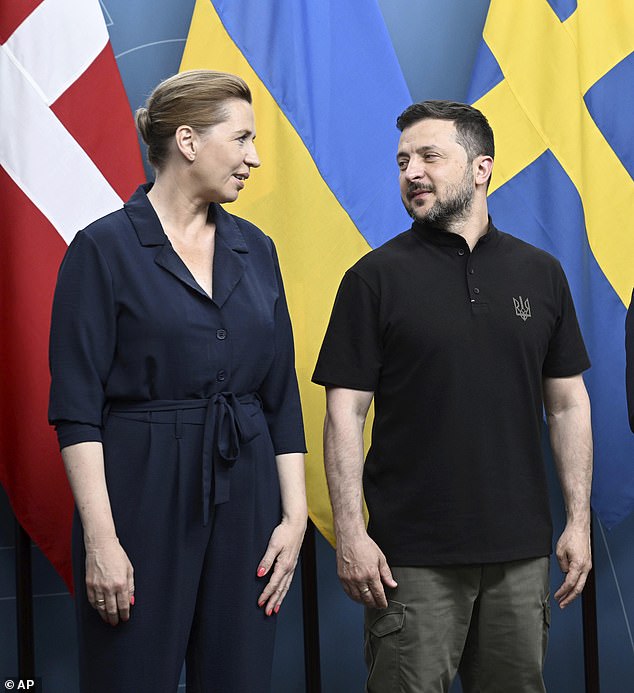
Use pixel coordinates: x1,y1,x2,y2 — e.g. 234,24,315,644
468,0,634,528
180,0,412,543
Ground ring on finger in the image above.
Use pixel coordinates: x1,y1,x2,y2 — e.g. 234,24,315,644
361,587,371,594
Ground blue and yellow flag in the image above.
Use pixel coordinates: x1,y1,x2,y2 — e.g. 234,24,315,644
469,0,634,528
180,0,412,543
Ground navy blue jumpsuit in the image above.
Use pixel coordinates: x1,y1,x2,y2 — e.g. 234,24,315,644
48,185,306,693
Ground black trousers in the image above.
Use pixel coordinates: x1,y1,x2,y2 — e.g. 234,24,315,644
72,402,282,692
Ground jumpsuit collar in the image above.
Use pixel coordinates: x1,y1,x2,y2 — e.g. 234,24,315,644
124,184,249,308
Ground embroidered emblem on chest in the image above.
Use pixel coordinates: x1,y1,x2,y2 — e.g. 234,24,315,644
513,296,531,321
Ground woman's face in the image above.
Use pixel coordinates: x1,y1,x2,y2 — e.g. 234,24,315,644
191,98,260,203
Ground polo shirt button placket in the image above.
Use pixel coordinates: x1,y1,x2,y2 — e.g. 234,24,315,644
465,255,477,303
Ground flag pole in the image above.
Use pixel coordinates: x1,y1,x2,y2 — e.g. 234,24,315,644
14,516,36,679
581,514,600,693
300,518,321,692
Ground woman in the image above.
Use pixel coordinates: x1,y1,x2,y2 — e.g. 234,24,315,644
49,70,307,692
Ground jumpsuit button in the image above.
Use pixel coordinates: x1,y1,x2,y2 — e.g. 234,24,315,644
216,329,227,340
473,287,480,294
457,249,465,256
216,370,227,382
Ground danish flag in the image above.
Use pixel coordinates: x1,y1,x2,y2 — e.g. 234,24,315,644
0,0,144,590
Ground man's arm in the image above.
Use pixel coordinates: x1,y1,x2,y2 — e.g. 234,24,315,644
324,386,397,609
543,373,593,609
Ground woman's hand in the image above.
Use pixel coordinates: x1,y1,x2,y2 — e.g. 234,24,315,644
256,518,307,616
60,443,134,626
85,536,135,626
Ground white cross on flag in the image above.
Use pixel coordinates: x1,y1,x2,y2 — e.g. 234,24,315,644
0,0,144,589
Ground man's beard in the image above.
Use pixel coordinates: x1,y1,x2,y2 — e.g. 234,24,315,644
406,167,475,227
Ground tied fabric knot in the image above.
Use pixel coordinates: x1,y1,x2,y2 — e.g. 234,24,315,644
201,392,261,525
103,394,262,528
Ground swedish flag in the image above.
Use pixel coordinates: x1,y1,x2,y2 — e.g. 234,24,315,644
180,0,412,543
469,0,634,527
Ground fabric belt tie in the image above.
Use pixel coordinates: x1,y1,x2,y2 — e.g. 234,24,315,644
202,392,260,524
107,392,261,526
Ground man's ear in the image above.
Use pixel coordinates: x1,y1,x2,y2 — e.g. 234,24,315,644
474,154,494,187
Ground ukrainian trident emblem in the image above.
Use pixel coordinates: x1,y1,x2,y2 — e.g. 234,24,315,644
513,296,531,321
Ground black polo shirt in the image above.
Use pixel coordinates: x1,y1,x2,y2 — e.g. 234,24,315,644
313,219,590,566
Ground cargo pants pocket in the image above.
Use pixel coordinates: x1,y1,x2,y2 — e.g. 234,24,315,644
364,600,406,692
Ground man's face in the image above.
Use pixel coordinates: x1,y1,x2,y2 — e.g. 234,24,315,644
397,119,475,227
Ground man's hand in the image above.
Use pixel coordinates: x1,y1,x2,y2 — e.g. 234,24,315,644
554,522,591,608
336,532,397,609
544,375,593,609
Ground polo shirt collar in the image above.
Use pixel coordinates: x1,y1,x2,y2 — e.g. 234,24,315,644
412,216,499,248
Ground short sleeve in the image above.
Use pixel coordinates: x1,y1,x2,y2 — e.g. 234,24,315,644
542,263,591,378
48,231,117,449
626,288,634,433
312,269,382,391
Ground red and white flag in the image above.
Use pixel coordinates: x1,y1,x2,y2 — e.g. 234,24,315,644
0,0,144,590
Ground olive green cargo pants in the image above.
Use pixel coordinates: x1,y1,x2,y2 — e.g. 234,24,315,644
364,558,550,693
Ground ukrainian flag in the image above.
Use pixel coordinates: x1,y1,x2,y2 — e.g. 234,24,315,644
468,0,634,527
180,0,412,543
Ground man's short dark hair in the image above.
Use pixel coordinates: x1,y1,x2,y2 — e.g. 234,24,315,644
396,101,495,161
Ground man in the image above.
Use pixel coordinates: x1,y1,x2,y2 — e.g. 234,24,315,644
312,101,592,692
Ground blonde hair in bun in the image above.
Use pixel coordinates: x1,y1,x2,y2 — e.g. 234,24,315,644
135,69,252,171
135,107,153,144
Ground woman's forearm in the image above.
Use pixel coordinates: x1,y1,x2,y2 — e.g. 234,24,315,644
61,441,118,544
275,452,307,527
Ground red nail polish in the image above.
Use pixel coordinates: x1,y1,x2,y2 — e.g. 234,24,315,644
257,566,266,577
266,608,272,616
130,595,135,606
274,605,280,614
258,600,265,608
